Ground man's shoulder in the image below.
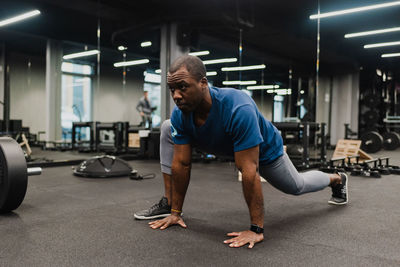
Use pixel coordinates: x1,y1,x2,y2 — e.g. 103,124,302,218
212,86,253,108
212,86,240,97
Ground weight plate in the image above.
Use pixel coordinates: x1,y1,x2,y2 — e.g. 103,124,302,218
362,110,379,125
286,144,304,156
0,137,28,213
383,132,400,150
360,131,383,153
363,93,380,108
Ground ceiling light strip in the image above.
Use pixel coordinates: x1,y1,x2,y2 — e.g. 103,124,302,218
221,64,266,72
114,59,150,67
345,27,400,38
382,52,400,57
203,58,237,65
247,85,280,90
364,41,400,48
0,10,41,27
63,50,100,59
310,1,400,19
222,80,257,85
140,41,152,47
189,51,210,56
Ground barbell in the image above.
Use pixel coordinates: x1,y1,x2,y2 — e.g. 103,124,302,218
0,137,42,213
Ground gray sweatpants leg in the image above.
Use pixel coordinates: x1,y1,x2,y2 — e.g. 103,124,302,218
259,153,330,195
160,119,174,175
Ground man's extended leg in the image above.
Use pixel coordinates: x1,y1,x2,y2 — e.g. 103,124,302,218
259,153,348,205
134,120,174,220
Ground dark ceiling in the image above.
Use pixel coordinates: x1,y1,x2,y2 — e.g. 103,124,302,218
1,0,400,84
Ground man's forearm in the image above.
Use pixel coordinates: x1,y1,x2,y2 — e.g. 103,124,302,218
241,172,264,227
171,163,191,213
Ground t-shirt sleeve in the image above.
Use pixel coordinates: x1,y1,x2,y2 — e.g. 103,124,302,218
230,104,264,152
170,108,191,145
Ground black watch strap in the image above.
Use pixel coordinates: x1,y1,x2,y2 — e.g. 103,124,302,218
250,224,264,234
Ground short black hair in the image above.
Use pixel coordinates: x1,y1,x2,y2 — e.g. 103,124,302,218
168,55,206,81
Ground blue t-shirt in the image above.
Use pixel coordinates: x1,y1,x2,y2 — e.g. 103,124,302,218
170,86,283,165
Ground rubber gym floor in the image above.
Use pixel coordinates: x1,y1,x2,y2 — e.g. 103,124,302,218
1,149,400,266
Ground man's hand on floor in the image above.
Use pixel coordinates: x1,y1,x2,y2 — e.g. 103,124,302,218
224,230,264,248
149,215,187,230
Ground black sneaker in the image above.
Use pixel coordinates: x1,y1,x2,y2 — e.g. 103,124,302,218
328,172,348,205
134,197,171,220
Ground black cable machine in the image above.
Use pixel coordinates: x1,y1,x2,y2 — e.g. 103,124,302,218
95,122,129,154
72,121,95,152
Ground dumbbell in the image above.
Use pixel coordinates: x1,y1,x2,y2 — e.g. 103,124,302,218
0,137,42,213
357,159,381,178
370,158,391,175
379,157,400,175
320,157,346,173
344,155,362,172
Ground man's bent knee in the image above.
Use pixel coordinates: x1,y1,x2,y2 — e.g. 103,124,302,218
275,183,304,196
161,119,171,134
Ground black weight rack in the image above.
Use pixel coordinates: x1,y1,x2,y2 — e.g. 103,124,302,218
274,122,327,170
95,122,129,154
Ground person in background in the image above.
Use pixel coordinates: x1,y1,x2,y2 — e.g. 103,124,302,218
136,91,153,129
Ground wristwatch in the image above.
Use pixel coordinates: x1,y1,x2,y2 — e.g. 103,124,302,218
250,224,264,234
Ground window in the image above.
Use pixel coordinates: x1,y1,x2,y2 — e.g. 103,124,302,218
61,62,93,140
143,71,161,127
273,95,284,122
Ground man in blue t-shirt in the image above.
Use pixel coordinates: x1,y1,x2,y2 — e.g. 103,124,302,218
134,55,348,249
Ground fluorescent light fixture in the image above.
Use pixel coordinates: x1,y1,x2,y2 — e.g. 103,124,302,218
364,41,400,48
0,9,41,27
382,52,400,57
118,46,127,51
156,69,216,76
141,41,152,47
113,59,149,67
277,89,292,95
310,1,400,19
189,51,210,56
221,64,266,72
247,85,280,90
345,27,400,38
63,50,100,60
266,89,292,95
203,58,237,65
222,80,257,85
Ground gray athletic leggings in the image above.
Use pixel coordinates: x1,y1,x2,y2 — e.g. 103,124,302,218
160,120,330,195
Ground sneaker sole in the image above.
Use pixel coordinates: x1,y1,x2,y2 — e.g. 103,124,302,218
134,213,171,220
328,200,348,205
328,172,349,205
